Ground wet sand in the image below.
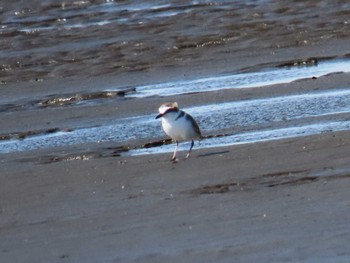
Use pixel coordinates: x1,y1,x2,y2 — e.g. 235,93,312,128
2,130,350,262
2,1,350,262
2,70,350,262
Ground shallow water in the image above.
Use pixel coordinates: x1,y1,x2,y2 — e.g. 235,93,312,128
1,85,350,154
127,120,350,157
125,59,350,97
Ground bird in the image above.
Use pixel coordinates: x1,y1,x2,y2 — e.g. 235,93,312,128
155,102,202,161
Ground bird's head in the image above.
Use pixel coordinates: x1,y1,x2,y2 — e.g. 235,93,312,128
155,102,179,119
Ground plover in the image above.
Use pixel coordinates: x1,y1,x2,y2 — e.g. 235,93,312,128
156,102,202,161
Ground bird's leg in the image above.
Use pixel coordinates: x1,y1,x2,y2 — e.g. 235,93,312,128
172,140,179,161
186,140,194,159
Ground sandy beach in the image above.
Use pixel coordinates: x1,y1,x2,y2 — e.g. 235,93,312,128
2,129,350,262
2,71,350,263
1,1,350,262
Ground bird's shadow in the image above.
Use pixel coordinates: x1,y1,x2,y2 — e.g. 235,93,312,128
198,150,230,158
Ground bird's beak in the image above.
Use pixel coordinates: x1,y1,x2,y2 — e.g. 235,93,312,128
155,113,163,119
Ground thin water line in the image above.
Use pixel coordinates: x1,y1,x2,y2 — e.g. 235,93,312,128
124,59,350,97
125,120,350,157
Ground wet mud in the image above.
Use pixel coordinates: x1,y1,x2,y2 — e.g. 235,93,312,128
187,167,350,195
0,127,70,141
1,2,350,262
0,88,134,113
1,0,349,83
37,88,135,108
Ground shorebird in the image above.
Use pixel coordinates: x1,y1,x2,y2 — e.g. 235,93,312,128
156,102,202,161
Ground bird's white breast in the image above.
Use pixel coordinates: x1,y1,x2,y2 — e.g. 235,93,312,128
161,111,199,141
